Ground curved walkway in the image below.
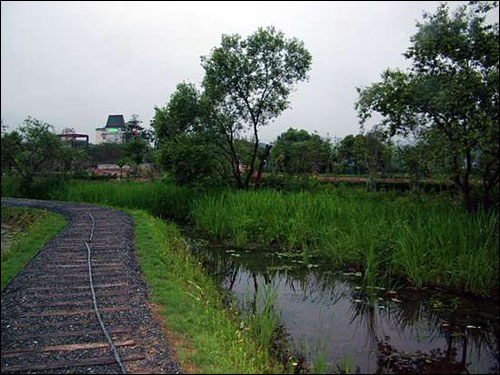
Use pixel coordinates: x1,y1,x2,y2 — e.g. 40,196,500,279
1,198,180,374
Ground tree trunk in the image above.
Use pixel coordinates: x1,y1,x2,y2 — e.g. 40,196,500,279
254,145,272,191
222,129,245,189
463,147,474,212
244,122,260,190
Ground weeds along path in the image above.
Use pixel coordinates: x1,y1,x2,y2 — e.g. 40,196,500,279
0,198,180,374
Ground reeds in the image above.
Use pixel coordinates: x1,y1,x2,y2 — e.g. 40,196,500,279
191,189,499,294
60,180,194,221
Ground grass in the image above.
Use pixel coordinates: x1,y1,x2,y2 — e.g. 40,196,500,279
338,354,354,374
59,180,195,221
190,188,499,295
128,209,282,374
1,207,67,290
2,177,498,295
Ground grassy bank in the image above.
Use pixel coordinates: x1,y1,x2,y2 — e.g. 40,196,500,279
128,209,282,373
1,207,67,290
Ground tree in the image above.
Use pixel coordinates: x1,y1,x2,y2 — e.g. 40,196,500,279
87,143,127,165
153,82,230,187
332,131,393,190
202,26,312,189
270,128,331,175
124,114,154,144
159,133,229,188
335,134,368,175
153,82,202,142
356,2,499,209
123,114,142,143
1,117,63,192
125,138,148,166
116,157,132,179
395,127,456,191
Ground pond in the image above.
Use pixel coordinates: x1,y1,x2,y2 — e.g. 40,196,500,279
187,236,499,374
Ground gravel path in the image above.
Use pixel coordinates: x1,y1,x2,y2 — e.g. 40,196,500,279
1,198,180,374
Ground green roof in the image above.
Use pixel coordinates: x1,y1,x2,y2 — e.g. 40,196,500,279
105,115,125,128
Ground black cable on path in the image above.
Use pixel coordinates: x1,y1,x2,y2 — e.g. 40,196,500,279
86,212,127,374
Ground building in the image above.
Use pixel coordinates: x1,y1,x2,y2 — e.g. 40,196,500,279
95,115,126,144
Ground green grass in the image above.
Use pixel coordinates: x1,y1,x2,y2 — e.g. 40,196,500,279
191,189,499,295
1,207,67,290
128,209,281,374
2,177,497,295
58,180,194,221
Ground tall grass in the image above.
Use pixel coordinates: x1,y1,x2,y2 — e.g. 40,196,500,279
191,189,499,295
56,180,195,221
1,178,194,221
127,209,281,373
242,283,281,364
2,177,497,295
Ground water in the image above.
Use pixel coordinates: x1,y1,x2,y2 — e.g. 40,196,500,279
189,240,499,374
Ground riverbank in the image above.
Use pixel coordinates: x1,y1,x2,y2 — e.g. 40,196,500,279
125,209,283,373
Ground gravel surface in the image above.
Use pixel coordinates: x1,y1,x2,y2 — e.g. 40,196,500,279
1,198,180,374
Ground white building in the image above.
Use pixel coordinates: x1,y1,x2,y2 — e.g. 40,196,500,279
95,115,125,144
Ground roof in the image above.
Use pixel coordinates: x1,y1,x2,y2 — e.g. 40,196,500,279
105,115,125,128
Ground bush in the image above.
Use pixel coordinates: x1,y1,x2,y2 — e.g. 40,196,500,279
159,134,230,189
1,176,68,200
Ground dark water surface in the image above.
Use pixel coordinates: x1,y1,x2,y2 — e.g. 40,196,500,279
187,237,499,374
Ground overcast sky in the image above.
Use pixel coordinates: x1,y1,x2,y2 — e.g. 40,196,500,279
2,1,489,143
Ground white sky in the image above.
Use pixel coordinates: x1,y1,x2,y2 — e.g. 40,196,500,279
2,1,492,144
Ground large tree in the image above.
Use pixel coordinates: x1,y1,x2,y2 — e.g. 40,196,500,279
202,26,312,189
356,2,499,209
1,117,63,191
153,82,230,187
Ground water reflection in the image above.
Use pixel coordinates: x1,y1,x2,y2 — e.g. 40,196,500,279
190,242,499,374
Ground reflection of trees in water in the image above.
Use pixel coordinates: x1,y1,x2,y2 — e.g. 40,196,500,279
193,245,345,303
348,290,498,373
375,337,468,374
191,243,498,374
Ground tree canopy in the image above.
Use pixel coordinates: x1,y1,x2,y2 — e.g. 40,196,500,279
202,26,312,189
356,1,499,209
270,128,331,175
153,82,202,142
1,117,64,193
152,82,230,188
